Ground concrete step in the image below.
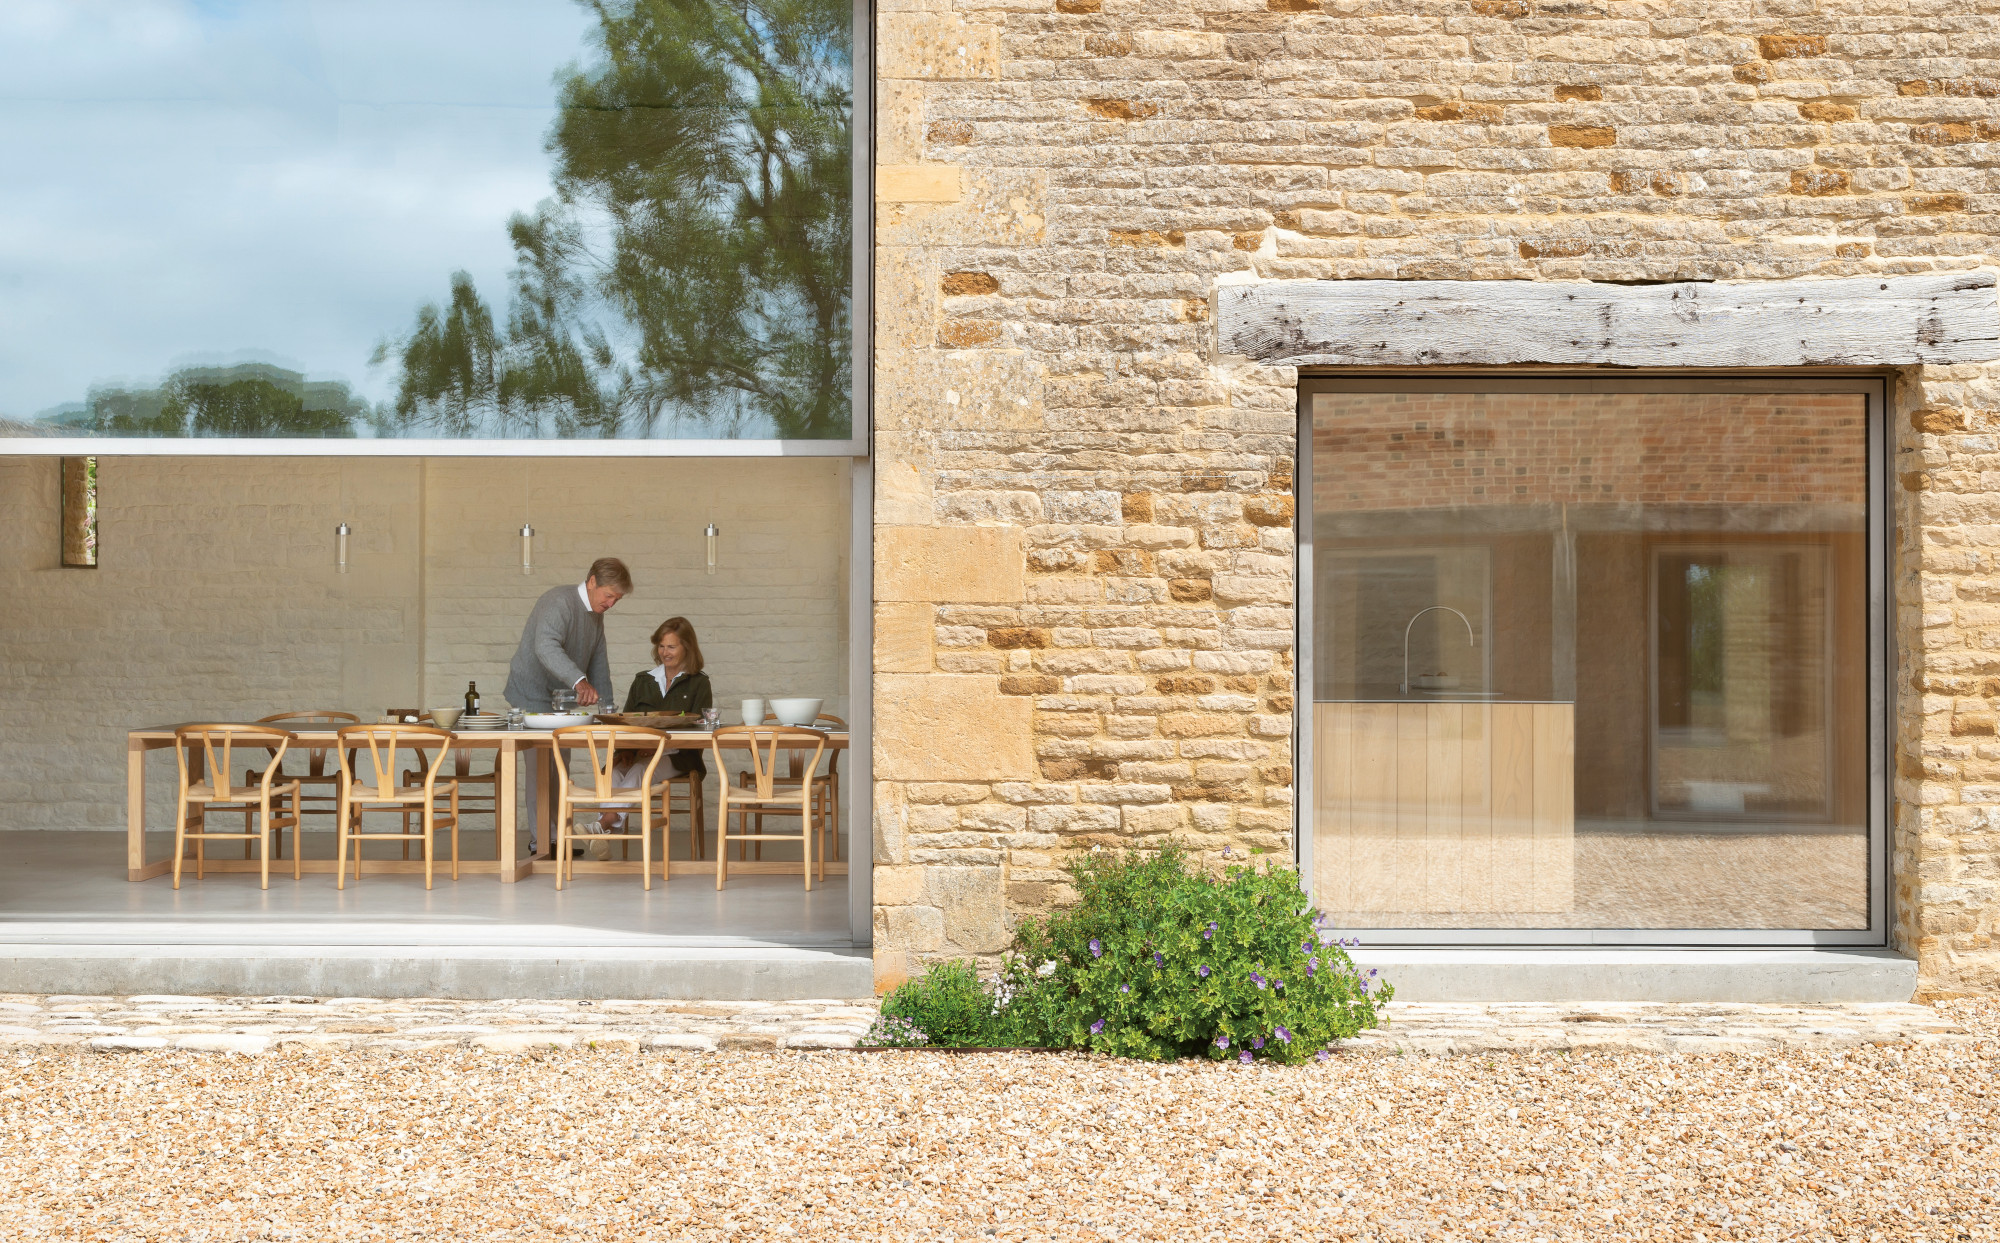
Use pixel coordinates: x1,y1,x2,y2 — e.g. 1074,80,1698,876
1349,947,1916,1004
0,922,873,1001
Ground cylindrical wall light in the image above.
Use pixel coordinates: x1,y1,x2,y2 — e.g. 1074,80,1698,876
705,522,718,575
520,523,535,575
335,522,351,574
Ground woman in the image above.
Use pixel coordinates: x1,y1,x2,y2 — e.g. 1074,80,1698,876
624,616,713,776
598,617,713,839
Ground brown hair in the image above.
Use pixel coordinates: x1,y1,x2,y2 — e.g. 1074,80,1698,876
587,557,633,592
650,616,704,675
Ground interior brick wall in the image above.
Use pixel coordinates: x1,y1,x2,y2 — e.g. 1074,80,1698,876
871,0,2000,992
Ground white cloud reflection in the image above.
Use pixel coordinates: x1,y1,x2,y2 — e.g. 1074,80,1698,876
0,0,594,419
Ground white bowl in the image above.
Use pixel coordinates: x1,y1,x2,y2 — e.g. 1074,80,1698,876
769,697,823,726
428,708,463,731
523,712,592,729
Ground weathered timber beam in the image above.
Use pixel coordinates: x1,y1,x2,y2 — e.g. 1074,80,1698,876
1217,271,2000,368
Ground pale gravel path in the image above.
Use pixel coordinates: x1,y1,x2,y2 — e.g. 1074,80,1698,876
0,994,1971,1056
3,999,1997,1240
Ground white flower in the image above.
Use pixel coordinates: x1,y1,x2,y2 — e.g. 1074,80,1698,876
1036,960,1058,978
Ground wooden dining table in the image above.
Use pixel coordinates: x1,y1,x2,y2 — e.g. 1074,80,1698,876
124,724,849,883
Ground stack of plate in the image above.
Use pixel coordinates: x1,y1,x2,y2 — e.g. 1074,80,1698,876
456,713,508,732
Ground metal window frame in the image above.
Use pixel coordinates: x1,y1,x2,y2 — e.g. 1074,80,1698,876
1294,371,1891,948
0,0,880,950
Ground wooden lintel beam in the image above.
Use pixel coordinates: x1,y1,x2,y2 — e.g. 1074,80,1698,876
1217,271,2000,368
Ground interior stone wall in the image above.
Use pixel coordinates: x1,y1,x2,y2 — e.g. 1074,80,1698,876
0,456,849,836
870,0,2000,990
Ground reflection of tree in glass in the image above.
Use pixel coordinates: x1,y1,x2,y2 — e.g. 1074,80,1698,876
80,364,363,438
378,0,853,440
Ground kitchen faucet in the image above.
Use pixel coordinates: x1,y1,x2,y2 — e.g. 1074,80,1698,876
1402,605,1477,696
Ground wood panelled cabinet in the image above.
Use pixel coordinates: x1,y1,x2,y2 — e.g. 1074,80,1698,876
1314,702,1575,915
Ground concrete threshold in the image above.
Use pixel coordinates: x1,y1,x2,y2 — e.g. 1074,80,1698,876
1350,947,1916,1004
0,922,873,1001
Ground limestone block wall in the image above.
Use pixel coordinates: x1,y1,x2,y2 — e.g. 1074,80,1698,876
870,0,2000,990
0,456,849,836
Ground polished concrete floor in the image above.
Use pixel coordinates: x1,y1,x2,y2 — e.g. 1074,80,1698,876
0,832,855,948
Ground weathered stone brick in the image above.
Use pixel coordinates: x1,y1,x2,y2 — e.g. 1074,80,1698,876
1758,34,1826,60
1549,125,1615,148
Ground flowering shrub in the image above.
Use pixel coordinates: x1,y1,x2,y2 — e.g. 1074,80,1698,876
864,958,993,1048
864,843,1391,1063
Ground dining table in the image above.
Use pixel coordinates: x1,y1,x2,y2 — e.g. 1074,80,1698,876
123,723,849,883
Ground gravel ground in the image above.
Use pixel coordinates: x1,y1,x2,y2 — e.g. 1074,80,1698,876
4,999,1997,1241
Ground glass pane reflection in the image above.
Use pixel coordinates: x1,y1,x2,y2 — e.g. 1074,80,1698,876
1310,390,1871,930
0,0,852,441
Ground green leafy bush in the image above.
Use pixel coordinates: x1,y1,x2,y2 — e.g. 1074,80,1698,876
863,843,1391,1063
868,958,995,1048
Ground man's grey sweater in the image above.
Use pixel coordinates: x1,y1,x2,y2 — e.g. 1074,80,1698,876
504,585,613,711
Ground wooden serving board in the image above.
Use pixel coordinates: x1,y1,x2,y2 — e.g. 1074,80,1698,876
594,712,702,729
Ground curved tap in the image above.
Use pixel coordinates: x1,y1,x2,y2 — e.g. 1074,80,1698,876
1401,606,1477,696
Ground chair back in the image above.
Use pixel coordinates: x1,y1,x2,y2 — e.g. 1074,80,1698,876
335,724,453,799
174,724,295,800
258,710,360,777
553,725,669,798
716,726,826,800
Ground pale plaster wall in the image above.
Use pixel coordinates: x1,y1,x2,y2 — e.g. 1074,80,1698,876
870,0,2000,992
0,456,849,836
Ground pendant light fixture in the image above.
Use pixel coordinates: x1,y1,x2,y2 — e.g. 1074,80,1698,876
705,522,718,575
335,522,351,574
519,462,535,575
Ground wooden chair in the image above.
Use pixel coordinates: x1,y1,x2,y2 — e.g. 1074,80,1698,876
171,724,304,890
334,724,460,890
402,718,500,861
241,709,359,857
551,725,672,890
735,713,842,867
713,725,826,891
664,761,708,860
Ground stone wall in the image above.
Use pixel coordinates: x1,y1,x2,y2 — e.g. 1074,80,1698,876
870,0,2000,990
0,456,849,835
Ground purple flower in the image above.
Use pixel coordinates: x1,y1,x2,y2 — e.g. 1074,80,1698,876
1090,1019,1105,1035
1089,938,1102,958
1273,979,1284,991
1202,922,1217,941
1214,1034,1229,1050
1238,1050,1252,1064
1302,940,1315,954
1252,1036,1265,1050
1249,971,1267,989
1306,956,1319,977
1315,1049,1330,1063
1197,964,1211,978
1222,846,1232,857
1120,984,1130,994
1367,967,1378,978
1153,952,1164,967
1273,1026,1292,1044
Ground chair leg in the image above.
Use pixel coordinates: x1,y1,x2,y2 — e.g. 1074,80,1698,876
172,798,188,890
715,804,729,891
451,787,461,882
641,801,652,892
693,779,706,861
290,790,303,882
336,795,348,890
259,797,271,891
555,794,567,890
423,803,434,892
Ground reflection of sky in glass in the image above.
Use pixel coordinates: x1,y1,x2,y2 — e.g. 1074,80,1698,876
0,0,594,421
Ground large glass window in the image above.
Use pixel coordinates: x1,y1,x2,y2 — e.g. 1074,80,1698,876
0,0,854,444
1304,381,1879,936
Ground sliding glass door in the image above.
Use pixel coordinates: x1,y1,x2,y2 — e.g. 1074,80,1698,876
1300,378,1884,942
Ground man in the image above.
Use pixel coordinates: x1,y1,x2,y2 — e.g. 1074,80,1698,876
507,557,630,854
